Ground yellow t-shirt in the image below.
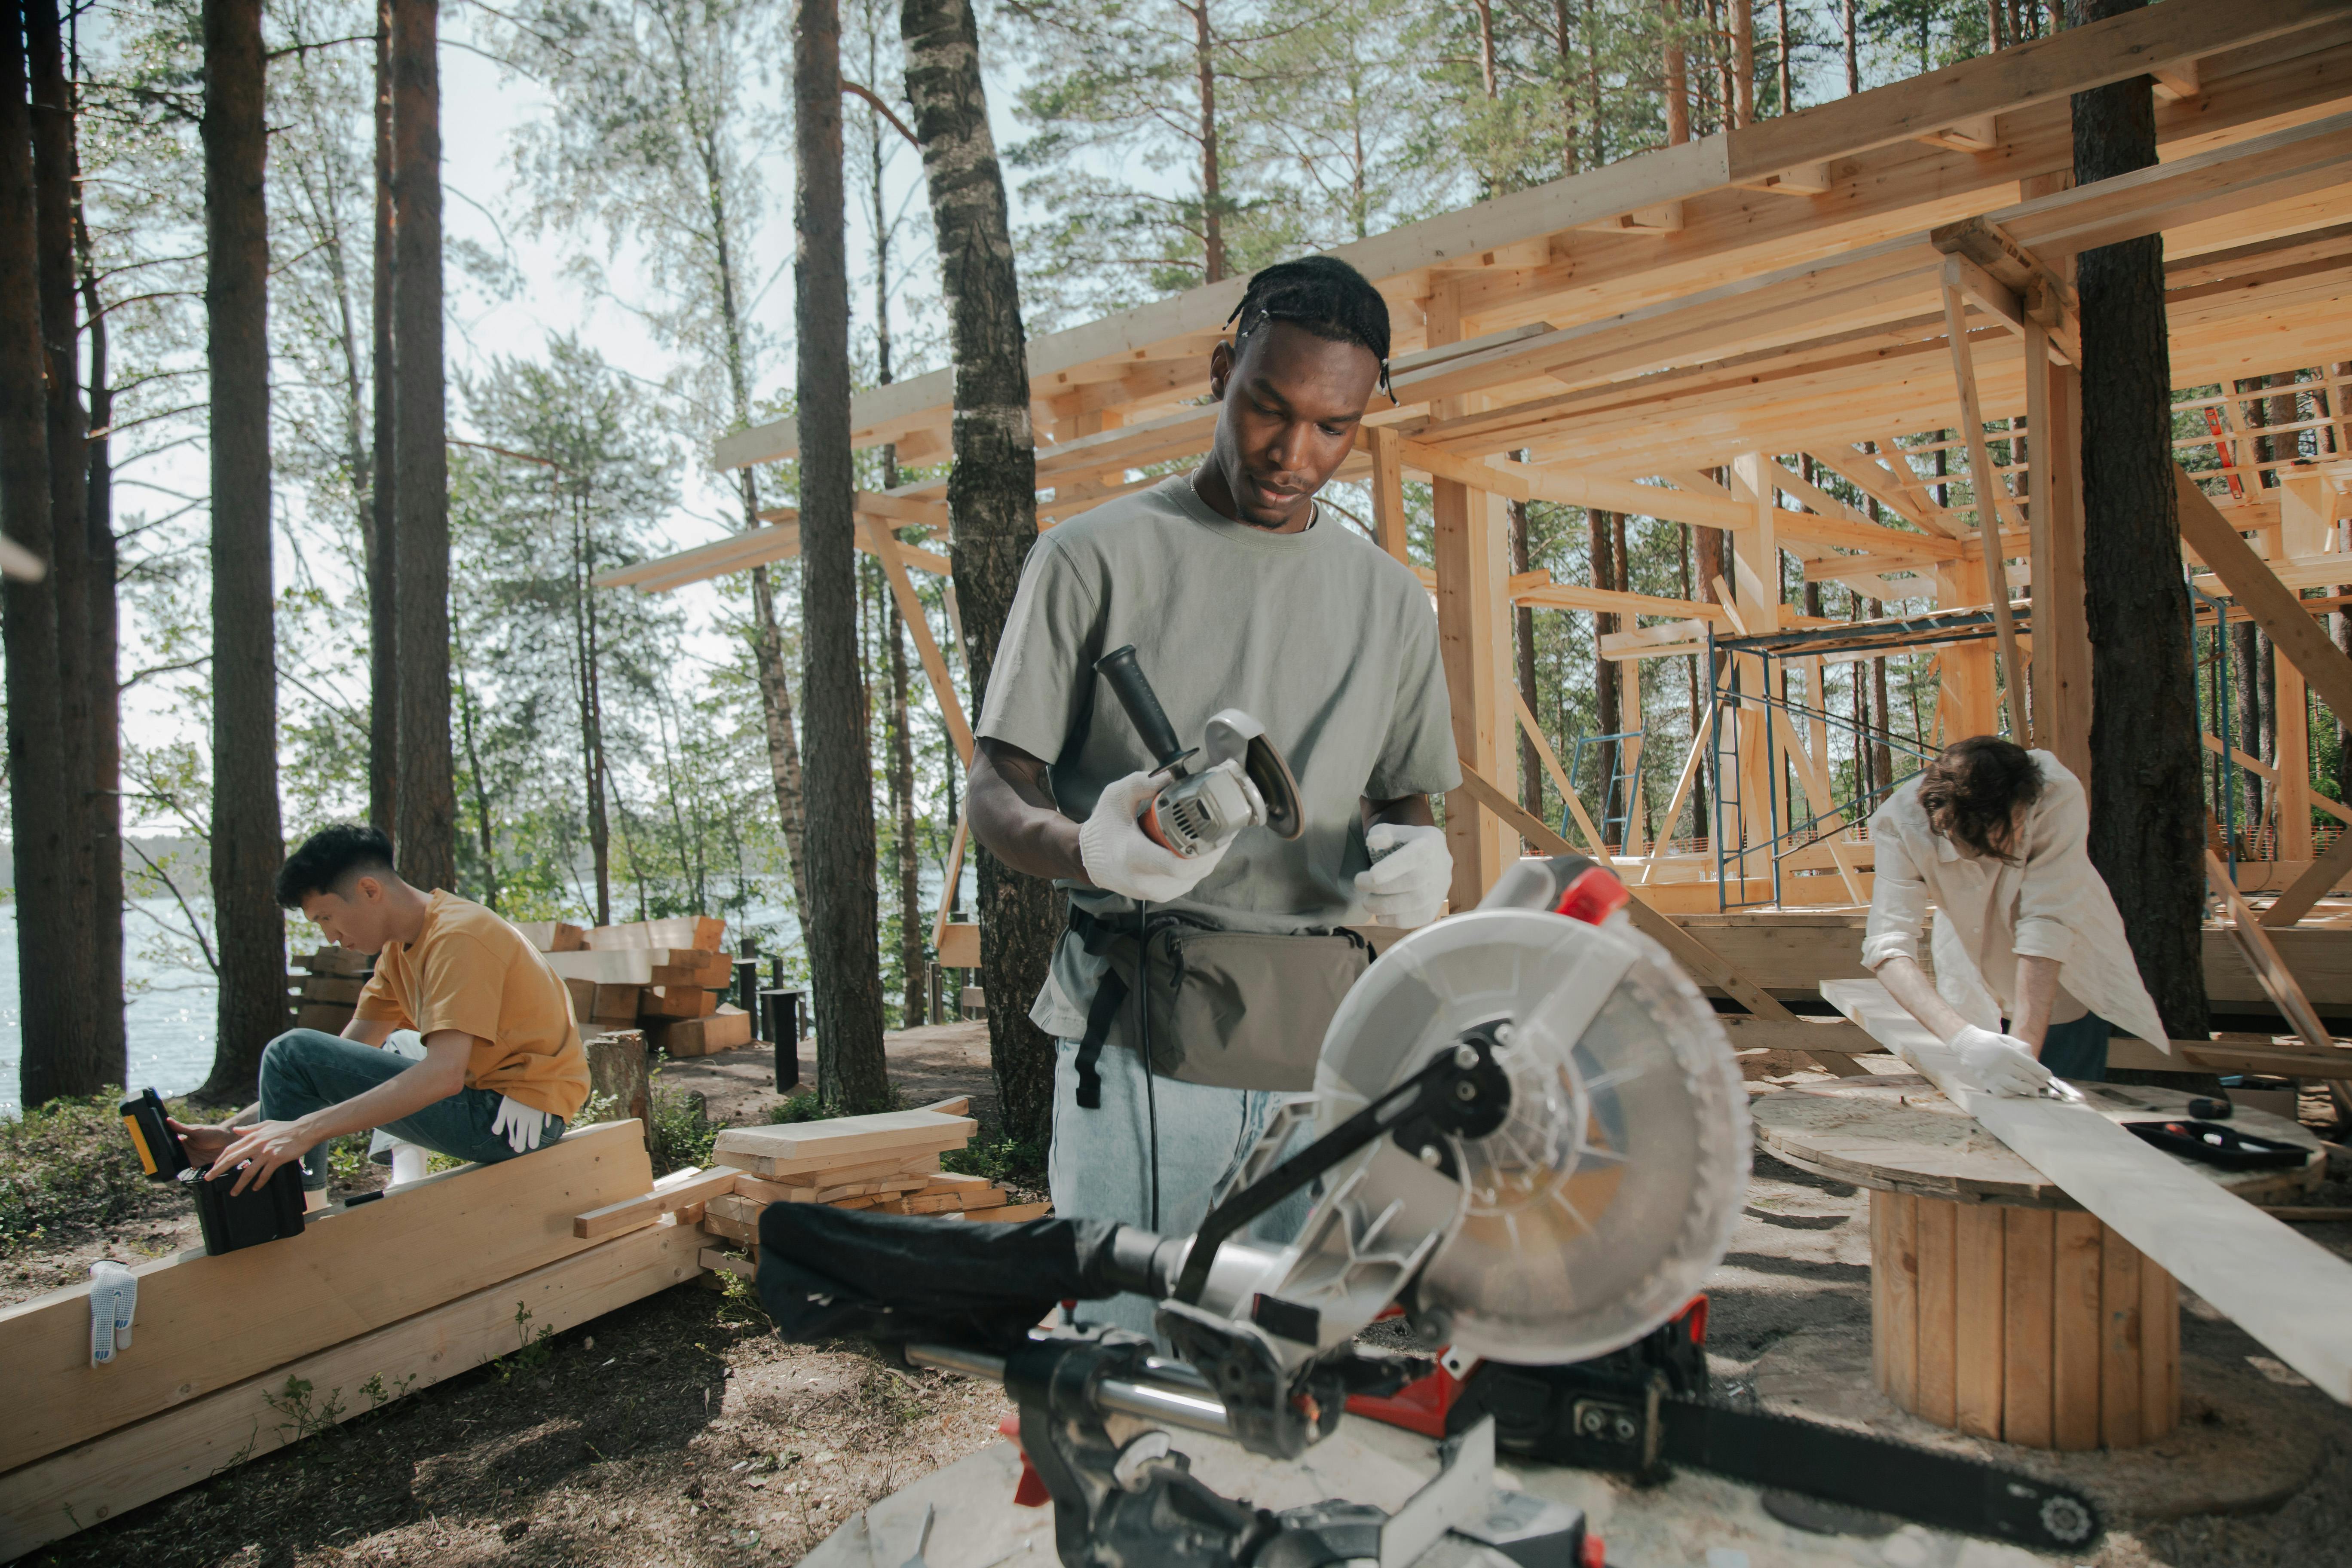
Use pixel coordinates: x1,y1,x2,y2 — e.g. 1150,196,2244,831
353,891,591,1121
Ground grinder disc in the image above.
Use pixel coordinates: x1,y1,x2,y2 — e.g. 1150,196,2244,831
1312,908,1750,1363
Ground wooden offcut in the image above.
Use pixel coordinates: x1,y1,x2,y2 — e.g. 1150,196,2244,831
711,1109,977,1177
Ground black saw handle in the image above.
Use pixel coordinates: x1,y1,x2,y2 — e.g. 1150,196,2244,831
1095,645,1189,771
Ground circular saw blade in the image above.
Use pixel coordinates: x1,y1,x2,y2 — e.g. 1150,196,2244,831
1314,908,1750,1364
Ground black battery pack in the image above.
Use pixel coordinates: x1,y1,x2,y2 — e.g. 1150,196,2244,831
178,1163,307,1255
120,1087,191,1180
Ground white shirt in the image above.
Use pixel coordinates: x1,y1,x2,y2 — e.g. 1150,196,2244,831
1861,751,2169,1051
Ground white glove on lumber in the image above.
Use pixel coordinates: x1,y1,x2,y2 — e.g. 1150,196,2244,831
491,1095,553,1155
1354,823,1452,929
1079,770,1231,903
1947,1025,2054,1098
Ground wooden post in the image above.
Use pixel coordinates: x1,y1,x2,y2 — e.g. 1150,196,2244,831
1369,424,1411,567
1942,276,2028,743
2026,325,2091,776
2277,656,2314,862
1729,455,1782,881
1619,659,1645,856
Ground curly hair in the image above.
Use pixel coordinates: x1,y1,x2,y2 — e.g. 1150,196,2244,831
1224,255,1394,400
1916,736,2043,863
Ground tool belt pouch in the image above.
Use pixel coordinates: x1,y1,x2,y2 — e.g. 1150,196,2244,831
1070,908,1370,1103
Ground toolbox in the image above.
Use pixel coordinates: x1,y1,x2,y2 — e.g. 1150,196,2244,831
121,1086,308,1255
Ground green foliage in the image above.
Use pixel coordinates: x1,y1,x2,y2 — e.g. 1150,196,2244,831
764,1091,827,1125
647,1076,720,1175
941,1134,1048,1188
0,1093,156,1251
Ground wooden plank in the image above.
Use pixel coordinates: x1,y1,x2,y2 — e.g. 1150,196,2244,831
1915,1196,1960,1428
573,1165,739,1240
701,1246,757,1279
1826,977,2352,1401
0,1120,652,1476
1882,1191,1920,1412
583,916,724,952
1955,1200,2006,1440
1404,440,1755,533
1433,444,1508,903
0,1217,703,1562
2099,1227,2144,1450
513,920,586,952
2002,1206,2055,1449
964,1200,1052,1223
1941,276,2029,743
2051,1210,2105,1452
931,817,970,951
1870,1191,1892,1393
701,1208,759,1246
738,1154,942,1194
863,518,975,767
1513,580,1729,623
2141,1259,2181,1440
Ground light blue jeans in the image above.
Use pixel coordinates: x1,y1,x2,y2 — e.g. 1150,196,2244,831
1049,1038,1312,1336
259,1029,566,1191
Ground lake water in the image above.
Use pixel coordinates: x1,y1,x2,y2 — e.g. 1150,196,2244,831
0,898,221,1116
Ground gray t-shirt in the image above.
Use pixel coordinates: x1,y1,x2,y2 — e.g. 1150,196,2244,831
977,472,1460,1037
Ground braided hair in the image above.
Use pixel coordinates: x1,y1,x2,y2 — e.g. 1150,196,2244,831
1223,255,1395,401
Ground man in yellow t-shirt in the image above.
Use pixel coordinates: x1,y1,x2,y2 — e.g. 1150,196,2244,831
173,824,592,1198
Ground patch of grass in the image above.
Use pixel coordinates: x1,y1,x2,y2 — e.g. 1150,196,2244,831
0,1090,154,1251
647,1076,717,1175
764,1091,826,1124
940,1134,1046,1187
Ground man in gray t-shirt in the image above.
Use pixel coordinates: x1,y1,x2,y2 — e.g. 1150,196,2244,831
968,257,1458,1319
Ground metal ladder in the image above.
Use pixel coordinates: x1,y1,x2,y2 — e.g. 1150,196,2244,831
1566,729,1645,854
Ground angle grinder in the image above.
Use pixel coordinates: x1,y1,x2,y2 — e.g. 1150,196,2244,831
1093,644,1302,858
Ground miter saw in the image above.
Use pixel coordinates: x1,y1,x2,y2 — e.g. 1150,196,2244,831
756,855,2104,1565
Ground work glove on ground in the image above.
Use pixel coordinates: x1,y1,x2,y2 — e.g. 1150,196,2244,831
491,1095,552,1155
1354,822,1452,929
1947,1024,2054,1098
1080,770,1232,903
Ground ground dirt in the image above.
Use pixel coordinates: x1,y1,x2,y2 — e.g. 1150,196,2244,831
11,1040,2352,1568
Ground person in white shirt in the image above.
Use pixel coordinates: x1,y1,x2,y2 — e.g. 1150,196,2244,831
1862,735,2169,1096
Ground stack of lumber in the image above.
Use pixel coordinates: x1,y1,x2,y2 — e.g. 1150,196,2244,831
0,1121,707,1560
285,946,372,1033
529,916,754,1057
692,1100,1049,1277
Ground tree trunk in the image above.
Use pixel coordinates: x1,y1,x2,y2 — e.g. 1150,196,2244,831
1590,508,1620,830
889,598,924,1026
78,160,126,1090
369,0,398,836
1869,597,1895,794
1473,0,1498,99
1190,0,1222,283
1510,497,1541,819
1730,0,1753,126
1842,0,1859,94
392,0,454,892
902,0,1058,1145
796,0,890,1112
29,0,108,1092
1775,0,1792,112
2232,620,2262,828
200,0,286,1102
2,4,79,1109
1662,0,1688,144
2071,0,2209,1039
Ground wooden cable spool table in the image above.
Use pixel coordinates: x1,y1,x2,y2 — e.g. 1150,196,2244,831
1752,1074,2325,1451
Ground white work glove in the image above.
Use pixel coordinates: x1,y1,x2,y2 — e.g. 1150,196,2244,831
1079,770,1232,903
1354,823,1452,929
490,1095,552,1155
89,1260,137,1366
1947,1025,2054,1098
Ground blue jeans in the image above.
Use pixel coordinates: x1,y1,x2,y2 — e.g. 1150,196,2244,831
1049,1038,1311,1337
259,1029,567,1191
2034,1012,2110,1083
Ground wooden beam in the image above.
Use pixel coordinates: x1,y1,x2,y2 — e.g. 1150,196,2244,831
0,1218,705,1562
1941,281,2030,743
861,519,975,766
1514,580,1729,622
1403,440,1755,533
2261,828,2352,929
2175,465,2352,726
1644,704,1718,880
2025,325,2090,772
2208,849,2334,1056
1369,424,1411,566
1825,975,2352,1401
930,816,969,951
0,1121,653,1476
1507,690,1612,867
